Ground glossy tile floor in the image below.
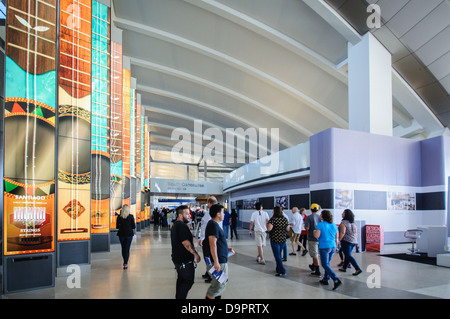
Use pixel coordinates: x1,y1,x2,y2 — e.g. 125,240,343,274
3,226,450,299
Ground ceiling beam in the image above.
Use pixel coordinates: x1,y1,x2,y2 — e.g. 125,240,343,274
183,0,347,83
144,105,284,152
302,0,362,45
131,56,314,137
113,16,348,128
138,84,293,148
392,70,444,137
393,119,424,138
146,120,273,157
149,135,254,170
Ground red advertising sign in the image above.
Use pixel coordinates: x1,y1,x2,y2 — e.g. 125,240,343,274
366,225,384,252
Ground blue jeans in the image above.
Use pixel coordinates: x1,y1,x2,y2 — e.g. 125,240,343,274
119,236,133,265
319,247,339,282
270,241,286,275
340,240,361,270
223,225,230,239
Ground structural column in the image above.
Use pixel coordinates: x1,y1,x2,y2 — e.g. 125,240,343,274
109,25,123,243
348,32,393,136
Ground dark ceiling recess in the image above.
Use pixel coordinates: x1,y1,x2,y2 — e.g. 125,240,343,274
324,0,371,35
324,0,450,128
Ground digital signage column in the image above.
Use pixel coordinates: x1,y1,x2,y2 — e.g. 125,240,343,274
109,38,122,229
136,95,142,225
57,0,92,242
91,0,110,234
129,83,136,220
121,66,131,212
0,0,5,293
138,99,144,222
144,123,150,220
3,0,57,255
144,123,150,190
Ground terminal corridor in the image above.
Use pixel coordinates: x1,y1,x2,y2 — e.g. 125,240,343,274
4,227,449,300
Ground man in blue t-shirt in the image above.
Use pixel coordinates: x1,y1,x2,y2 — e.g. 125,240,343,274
203,204,234,299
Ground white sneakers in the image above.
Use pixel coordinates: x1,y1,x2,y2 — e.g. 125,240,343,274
256,257,266,265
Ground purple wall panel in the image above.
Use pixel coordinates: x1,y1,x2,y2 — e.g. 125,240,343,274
311,128,425,187
310,129,334,185
445,137,450,177
420,136,445,187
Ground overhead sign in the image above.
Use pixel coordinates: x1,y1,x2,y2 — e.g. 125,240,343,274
150,179,223,195
158,199,196,203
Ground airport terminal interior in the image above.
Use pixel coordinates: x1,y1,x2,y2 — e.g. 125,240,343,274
0,0,449,301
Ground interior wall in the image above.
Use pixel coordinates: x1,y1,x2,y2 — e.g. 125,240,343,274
226,128,449,244
311,128,448,242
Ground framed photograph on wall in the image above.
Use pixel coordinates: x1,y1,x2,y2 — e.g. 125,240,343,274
335,189,354,209
388,192,415,210
243,198,258,209
275,195,288,209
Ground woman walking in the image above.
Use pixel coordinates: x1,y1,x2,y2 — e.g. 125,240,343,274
338,209,362,276
267,206,290,277
230,208,239,239
116,204,135,269
314,210,342,290
298,208,308,256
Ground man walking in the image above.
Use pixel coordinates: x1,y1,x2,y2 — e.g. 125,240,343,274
288,207,306,255
305,203,322,276
171,205,201,299
203,204,234,299
199,196,219,282
249,202,270,265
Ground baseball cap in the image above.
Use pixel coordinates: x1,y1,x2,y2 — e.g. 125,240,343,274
310,203,320,212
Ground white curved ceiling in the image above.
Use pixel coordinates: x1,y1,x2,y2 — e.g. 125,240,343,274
111,0,449,178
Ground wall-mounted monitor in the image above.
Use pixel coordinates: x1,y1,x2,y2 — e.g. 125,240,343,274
258,196,274,210
289,194,309,210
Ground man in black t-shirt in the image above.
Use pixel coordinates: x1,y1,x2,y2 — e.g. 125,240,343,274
171,205,201,299
203,204,234,299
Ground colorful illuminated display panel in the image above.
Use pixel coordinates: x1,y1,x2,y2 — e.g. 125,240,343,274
3,1,151,243
131,88,138,222
142,124,150,219
139,101,144,219
57,0,92,241
144,124,150,190
91,0,110,234
129,86,136,220
3,0,57,255
109,40,123,229
122,68,131,212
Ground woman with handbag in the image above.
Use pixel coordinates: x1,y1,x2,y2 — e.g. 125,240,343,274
338,209,362,276
116,204,136,269
266,206,290,277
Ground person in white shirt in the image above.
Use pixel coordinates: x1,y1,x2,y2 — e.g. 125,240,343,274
199,197,224,246
248,202,270,265
289,207,306,255
199,196,220,282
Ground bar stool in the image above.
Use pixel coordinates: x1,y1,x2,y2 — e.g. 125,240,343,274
404,229,423,256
